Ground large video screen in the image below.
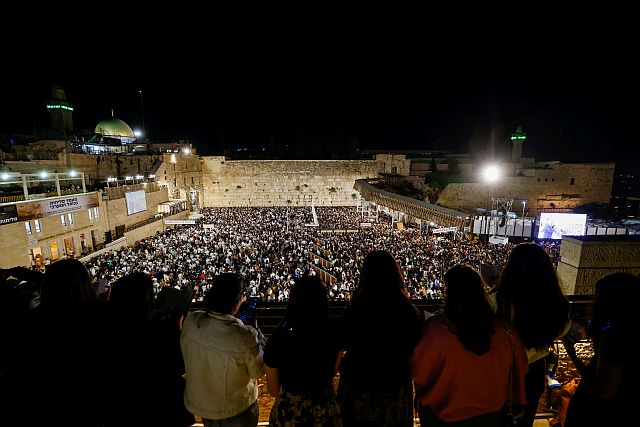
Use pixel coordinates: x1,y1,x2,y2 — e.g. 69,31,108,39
125,190,147,215
537,213,586,239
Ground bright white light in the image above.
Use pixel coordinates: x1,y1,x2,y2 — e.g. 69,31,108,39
1,173,9,180
482,165,501,183
136,175,144,179
149,174,155,178
170,154,177,163
69,170,78,177
40,171,48,178
125,176,133,180
134,130,143,138
182,147,191,155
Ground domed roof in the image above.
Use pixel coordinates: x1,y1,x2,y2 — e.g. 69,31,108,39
95,118,134,138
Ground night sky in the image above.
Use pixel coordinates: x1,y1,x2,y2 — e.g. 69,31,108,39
2,20,638,164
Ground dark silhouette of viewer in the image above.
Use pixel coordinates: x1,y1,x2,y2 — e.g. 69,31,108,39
336,250,422,427
103,272,157,426
493,243,570,427
8,259,108,426
264,275,342,426
150,286,196,426
563,272,640,427
412,264,528,425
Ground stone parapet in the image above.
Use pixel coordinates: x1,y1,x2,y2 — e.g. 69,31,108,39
557,235,640,295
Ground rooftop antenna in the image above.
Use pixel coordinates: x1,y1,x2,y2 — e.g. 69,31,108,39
139,89,146,137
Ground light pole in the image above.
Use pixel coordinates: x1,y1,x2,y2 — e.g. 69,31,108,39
521,200,527,238
481,165,501,239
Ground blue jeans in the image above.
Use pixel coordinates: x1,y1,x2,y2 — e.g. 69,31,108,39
202,400,259,427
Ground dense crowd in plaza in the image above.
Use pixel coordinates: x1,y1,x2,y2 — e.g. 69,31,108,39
83,207,558,302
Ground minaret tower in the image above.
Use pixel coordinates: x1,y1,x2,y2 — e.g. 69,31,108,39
47,85,74,133
510,126,526,162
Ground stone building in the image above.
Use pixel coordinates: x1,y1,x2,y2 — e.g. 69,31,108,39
363,128,615,216
0,176,187,269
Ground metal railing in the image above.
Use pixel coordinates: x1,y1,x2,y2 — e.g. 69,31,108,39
189,298,591,338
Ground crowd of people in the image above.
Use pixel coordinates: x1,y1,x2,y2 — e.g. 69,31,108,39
83,207,559,304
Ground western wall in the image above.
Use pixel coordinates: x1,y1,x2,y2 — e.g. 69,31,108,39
200,157,382,207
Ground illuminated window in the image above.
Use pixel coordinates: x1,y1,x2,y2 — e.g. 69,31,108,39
89,209,93,220
68,213,74,225
94,207,99,219
34,219,41,233
61,215,66,226
25,222,32,235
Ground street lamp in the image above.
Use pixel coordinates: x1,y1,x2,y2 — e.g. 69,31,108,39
481,164,501,238
482,165,501,183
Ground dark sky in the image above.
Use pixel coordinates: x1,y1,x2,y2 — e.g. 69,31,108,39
2,19,638,164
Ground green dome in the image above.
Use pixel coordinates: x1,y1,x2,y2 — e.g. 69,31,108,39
95,118,134,138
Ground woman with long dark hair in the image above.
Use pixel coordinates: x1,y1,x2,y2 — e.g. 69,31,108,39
336,250,422,426
493,243,570,427
104,272,157,426
412,265,528,426
264,275,342,426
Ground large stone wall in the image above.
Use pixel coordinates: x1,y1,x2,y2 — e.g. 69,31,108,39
557,236,640,295
437,162,614,215
201,157,382,207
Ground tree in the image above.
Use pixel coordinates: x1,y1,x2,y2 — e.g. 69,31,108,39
447,158,460,176
423,177,444,204
429,156,437,173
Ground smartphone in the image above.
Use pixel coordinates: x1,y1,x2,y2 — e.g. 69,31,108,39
238,296,260,325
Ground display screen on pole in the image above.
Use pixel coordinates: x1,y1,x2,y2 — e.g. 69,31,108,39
125,190,147,215
537,213,586,239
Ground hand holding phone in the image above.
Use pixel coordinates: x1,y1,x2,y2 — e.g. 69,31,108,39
238,296,260,327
